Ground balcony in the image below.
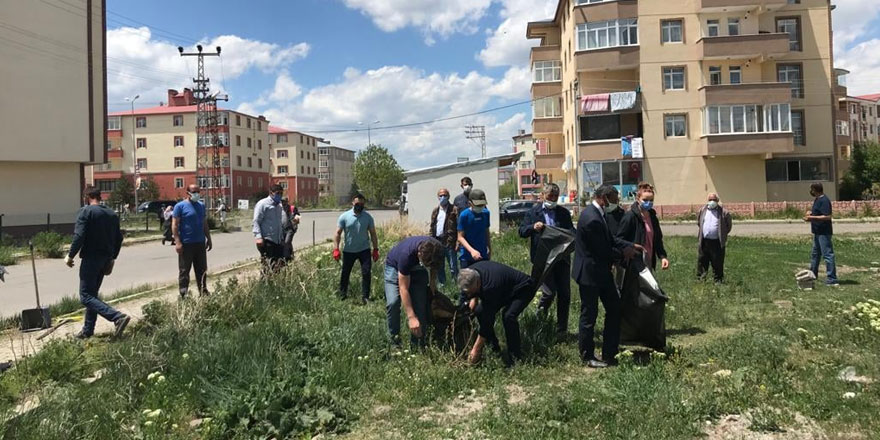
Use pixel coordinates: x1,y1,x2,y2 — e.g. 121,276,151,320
573,0,638,23
575,46,639,72
699,33,789,61
533,117,563,135
107,129,123,139
107,148,123,159
700,82,791,106
700,0,787,12
535,153,564,169
578,139,629,161
530,45,560,65
701,132,794,156
531,81,561,99
94,169,123,180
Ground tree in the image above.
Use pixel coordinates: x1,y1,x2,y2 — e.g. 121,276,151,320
840,141,880,200
138,177,160,202
109,177,134,208
352,144,404,207
347,182,361,202
499,181,517,200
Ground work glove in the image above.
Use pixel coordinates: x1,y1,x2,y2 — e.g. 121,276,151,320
372,249,380,262
64,255,75,268
332,249,341,261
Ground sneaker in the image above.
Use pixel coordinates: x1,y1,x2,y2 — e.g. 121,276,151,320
586,359,609,369
74,330,92,340
826,281,840,287
113,315,131,338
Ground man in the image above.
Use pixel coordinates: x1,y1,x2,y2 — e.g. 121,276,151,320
697,193,733,283
216,200,228,227
253,185,286,275
804,182,838,286
429,187,458,285
384,236,445,348
281,198,301,262
65,186,130,339
572,185,641,368
519,183,574,337
334,193,380,303
172,184,212,298
603,190,625,236
457,188,491,305
459,261,536,365
453,176,474,214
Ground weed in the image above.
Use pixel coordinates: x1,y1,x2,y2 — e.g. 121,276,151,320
0,246,15,266
30,231,65,259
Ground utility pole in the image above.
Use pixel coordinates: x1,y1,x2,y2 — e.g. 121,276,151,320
126,94,140,211
465,125,487,158
179,45,226,213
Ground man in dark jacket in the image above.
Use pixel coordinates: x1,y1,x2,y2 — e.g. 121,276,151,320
453,176,473,214
572,185,640,368
697,192,732,282
519,183,574,336
430,188,459,285
64,186,130,339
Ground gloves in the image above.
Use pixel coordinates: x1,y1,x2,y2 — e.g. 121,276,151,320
372,249,380,262
64,255,75,268
332,249,341,261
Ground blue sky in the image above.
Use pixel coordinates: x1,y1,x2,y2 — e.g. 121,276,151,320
104,0,880,169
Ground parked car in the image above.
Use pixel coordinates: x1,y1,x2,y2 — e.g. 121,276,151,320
137,200,178,215
499,200,540,225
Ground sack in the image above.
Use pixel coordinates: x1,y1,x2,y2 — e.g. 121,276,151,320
530,225,576,284
619,258,668,351
431,292,475,358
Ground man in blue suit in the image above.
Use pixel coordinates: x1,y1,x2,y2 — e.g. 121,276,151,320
519,183,574,337
572,185,642,368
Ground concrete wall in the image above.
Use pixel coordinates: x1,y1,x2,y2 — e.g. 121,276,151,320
406,161,501,233
0,162,83,227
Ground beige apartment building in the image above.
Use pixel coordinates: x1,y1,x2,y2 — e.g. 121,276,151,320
268,127,320,204
93,89,271,207
844,94,880,145
318,146,356,205
512,130,563,197
0,0,106,235
527,0,837,204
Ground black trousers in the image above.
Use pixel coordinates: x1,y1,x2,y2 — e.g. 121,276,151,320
476,284,536,360
536,259,572,333
578,283,621,362
179,242,208,296
697,238,725,282
340,249,372,299
258,240,285,275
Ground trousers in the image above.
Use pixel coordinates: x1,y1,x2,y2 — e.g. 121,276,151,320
340,249,372,299
384,265,431,347
179,242,208,297
536,259,572,333
697,238,725,282
79,256,123,335
578,283,621,362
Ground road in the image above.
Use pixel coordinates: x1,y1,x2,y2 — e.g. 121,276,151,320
0,210,399,318
659,221,880,237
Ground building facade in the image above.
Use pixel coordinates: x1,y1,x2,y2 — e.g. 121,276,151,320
0,0,106,235
268,127,320,204
92,89,271,207
527,0,837,203
512,130,565,198
318,146,356,205
845,95,880,145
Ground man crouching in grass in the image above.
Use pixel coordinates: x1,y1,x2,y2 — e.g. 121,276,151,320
384,236,446,348
459,261,536,365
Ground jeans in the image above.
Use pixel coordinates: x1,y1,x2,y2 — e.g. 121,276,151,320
179,242,208,297
437,247,458,286
476,284,536,360
79,256,123,335
340,249,372,299
697,238,726,282
536,259,572,334
810,234,838,284
578,283,621,362
384,264,431,347
258,240,285,275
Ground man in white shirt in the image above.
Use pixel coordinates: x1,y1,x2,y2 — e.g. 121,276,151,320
697,193,733,283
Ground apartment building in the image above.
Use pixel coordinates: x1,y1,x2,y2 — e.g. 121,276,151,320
0,0,106,235
512,130,564,197
843,95,880,145
94,89,271,206
527,0,837,203
268,127,320,204
833,68,851,178
317,146,356,205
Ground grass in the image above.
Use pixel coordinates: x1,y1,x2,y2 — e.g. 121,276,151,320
0,227,879,439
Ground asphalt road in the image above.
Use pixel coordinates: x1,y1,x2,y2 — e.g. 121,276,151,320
0,210,399,318
660,221,880,237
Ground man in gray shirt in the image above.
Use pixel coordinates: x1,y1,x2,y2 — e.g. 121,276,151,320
253,184,285,275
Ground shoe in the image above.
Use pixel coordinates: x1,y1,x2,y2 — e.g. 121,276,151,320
361,297,372,305
826,282,840,287
338,292,348,301
586,359,609,369
74,330,92,340
161,239,165,245
113,315,131,338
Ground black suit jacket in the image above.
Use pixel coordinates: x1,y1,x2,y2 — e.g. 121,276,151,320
572,204,632,287
518,204,574,263
616,202,667,270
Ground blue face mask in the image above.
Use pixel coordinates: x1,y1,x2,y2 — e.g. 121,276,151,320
271,194,282,205
640,200,654,210
439,195,449,206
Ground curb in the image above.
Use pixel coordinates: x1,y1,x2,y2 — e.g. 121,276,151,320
661,218,880,225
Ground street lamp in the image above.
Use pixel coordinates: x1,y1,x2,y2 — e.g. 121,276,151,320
357,120,381,146
125,94,140,212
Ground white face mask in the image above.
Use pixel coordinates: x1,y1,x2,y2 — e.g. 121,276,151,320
472,206,484,214
189,193,201,203
604,203,618,213
543,200,557,209
707,200,719,209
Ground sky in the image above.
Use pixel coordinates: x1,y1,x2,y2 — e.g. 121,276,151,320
99,0,880,169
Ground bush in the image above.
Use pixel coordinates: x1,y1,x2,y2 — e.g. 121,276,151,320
0,246,15,266
206,216,218,230
31,231,65,259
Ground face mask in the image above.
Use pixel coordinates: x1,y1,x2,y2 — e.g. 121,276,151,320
271,194,282,205
604,203,619,214
707,201,719,209
472,206,484,214
543,200,557,209
189,193,201,203
353,203,365,213
640,200,654,210
439,195,449,206
809,190,817,197
463,185,472,194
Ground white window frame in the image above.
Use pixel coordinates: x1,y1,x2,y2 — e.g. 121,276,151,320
174,157,185,168
777,64,803,98
727,18,740,36
174,178,184,189
663,67,686,91
707,20,720,37
533,61,561,83
174,136,184,147
709,66,722,86
136,138,147,149
278,165,288,174
661,19,683,44
729,66,742,85
705,105,759,135
576,18,638,51
107,116,121,130
136,158,147,170
836,120,849,136
173,115,184,127
136,117,147,128
664,114,687,138
764,103,791,133
776,18,801,51
534,97,561,119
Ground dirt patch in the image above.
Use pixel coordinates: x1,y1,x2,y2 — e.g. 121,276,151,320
504,384,530,405
705,411,827,440
419,391,486,424
774,300,794,310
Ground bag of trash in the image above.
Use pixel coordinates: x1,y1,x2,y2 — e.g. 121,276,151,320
431,290,474,357
619,257,669,352
529,225,576,284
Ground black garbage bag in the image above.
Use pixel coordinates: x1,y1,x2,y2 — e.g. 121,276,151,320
529,225,576,284
619,257,669,351
431,290,475,358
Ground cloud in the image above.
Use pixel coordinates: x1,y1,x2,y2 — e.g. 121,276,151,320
832,3,880,96
340,0,492,45
832,0,880,54
240,66,530,168
478,0,556,67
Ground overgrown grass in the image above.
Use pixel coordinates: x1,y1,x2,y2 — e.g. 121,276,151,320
1,229,879,439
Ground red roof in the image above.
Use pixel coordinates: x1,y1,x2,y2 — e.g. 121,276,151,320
269,125,291,134
855,93,880,102
108,105,212,117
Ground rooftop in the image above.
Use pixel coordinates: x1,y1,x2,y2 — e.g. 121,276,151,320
404,152,523,177
854,93,880,102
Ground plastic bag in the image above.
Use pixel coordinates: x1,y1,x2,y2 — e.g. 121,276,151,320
529,225,576,284
619,257,669,351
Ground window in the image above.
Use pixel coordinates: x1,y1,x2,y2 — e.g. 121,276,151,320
663,67,686,90
247,157,252,168
776,17,801,51
248,177,253,187
173,115,184,126
258,159,263,169
301,150,304,159
709,66,722,86
787,0,800,3
727,18,740,36
300,135,304,144
777,64,803,98
301,166,305,174
246,118,251,128
257,121,262,131
533,61,561,83
707,20,719,37
661,20,683,43
235,135,240,146
136,117,146,128
258,140,262,150
576,18,638,51
792,110,805,145
729,66,742,84
97,180,116,192
277,149,288,158
580,115,621,141
705,105,761,134
174,136,184,147
105,141,112,151
534,97,561,118
136,138,147,148
107,116,121,130
836,120,850,136
278,165,288,174
279,181,288,190
575,0,616,4
136,158,147,170
764,103,792,132
766,158,830,182
236,156,242,166
174,157,185,168
278,134,288,143
664,114,687,138
247,138,252,148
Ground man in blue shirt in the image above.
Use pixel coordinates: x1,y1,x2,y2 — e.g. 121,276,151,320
253,184,285,275
383,236,445,347
172,184,212,298
804,182,838,286
334,193,379,304
457,188,491,305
